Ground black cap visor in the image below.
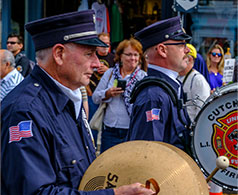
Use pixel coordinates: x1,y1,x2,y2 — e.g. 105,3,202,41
172,33,191,41
74,37,109,47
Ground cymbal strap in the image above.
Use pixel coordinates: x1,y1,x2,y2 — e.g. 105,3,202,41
145,178,160,194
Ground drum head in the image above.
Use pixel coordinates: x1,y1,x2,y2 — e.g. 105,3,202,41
79,141,209,195
192,83,238,191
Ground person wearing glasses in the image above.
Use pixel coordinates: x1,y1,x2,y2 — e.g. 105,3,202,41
7,33,33,77
92,38,147,153
206,44,225,91
127,16,192,153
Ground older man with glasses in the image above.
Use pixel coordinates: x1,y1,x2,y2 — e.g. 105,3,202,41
127,16,192,154
7,33,33,77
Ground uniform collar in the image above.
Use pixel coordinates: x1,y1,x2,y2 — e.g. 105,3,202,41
31,65,71,114
44,71,82,119
147,64,180,91
148,64,179,83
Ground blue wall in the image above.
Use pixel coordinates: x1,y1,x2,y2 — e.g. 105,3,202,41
1,0,12,49
1,0,43,61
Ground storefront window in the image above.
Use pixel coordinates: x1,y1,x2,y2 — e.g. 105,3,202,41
191,0,238,59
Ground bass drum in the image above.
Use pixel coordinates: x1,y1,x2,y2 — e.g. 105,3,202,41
192,82,238,191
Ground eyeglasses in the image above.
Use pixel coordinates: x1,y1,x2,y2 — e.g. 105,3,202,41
123,53,139,57
211,52,222,57
7,41,19,45
163,42,187,49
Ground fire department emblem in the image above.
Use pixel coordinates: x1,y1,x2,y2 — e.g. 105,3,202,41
212,110,238,169
192,83,238,191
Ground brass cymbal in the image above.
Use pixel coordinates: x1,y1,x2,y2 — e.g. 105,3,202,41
79,141,209,195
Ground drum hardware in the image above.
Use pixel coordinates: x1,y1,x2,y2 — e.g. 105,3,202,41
184,95,206,109
206,156,230,183
212,87,222,98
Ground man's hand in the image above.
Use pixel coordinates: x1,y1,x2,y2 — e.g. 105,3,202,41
114,183,155,195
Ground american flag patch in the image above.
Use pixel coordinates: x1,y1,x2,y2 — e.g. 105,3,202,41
9,121,33,143
146,108,161,122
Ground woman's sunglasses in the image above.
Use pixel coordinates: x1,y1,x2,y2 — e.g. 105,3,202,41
211,52,222,57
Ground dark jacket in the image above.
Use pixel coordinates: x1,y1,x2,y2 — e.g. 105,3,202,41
127,67,191,151
15,51,33,77
1,65,113,195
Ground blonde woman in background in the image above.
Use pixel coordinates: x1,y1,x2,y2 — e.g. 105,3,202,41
206,44,224,91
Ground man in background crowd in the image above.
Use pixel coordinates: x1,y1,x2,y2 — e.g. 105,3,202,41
178,43,211,122
7,33,33,77
87,32,115,96
0,49,24,101
87,32,115,146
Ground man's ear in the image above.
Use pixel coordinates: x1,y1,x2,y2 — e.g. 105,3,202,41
5,61,11,67
188,55,194,64
19,43,24,50
52,44,65,65
156,44,167,58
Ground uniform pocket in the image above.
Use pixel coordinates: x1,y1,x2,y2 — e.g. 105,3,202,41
56,147,84,186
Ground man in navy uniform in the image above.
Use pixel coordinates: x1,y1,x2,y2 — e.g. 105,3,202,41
127,16,192,153
1,10,154,195
7,33,33,77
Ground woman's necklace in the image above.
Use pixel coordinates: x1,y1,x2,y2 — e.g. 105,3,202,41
120,67,134,78
210,65,218,76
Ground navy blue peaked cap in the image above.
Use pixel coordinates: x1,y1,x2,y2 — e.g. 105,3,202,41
135,16,191,51
25,10,108,51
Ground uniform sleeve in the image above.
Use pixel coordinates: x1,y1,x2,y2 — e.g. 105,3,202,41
1,109,114,195
128,89,170,141
18,56,32,77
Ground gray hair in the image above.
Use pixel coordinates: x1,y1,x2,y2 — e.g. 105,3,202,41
35,47,52,63
1,50,16,67
35,43,76,64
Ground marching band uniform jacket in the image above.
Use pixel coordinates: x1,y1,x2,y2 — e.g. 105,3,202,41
127,66,191,151
1,65,113,195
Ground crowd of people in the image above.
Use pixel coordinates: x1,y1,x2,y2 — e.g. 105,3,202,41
1,9,235,195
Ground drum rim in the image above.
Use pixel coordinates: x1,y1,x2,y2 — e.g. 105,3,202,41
204,83,238,105
191,86,238,191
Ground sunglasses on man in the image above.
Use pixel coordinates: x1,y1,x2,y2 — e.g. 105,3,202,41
7,41,19,45
211,52,222,57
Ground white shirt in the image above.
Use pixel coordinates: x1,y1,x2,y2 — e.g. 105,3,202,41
0,68,24,101
178,69,211,122
40,67,82,119
91,2,109,33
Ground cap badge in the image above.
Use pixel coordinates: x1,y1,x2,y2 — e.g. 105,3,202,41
165,34,169,39
93,14,96,24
